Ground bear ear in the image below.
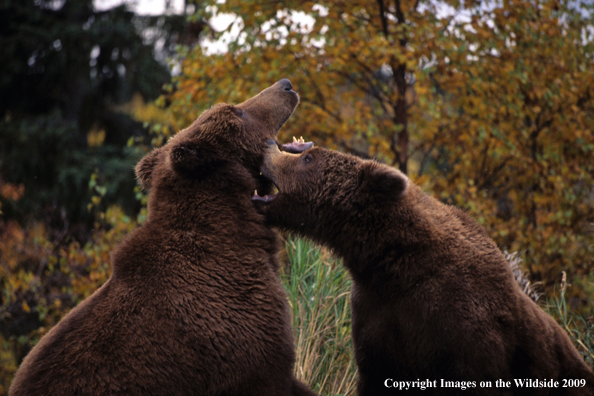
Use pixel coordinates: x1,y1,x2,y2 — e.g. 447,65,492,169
359,161,409,200
135,148,162,191
169,141,224,177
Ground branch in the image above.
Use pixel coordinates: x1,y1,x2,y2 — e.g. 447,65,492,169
394,0,405,23
477,155,513,191
377,0,389,36
344,54,395,114
301,72,343,124
393,0,407,47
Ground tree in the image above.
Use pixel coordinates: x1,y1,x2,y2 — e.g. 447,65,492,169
427,0,594,309
0,0,197,228
167,0,594,310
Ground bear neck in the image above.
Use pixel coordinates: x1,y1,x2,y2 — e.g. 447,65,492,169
306,184,445,294
151,189,264,232
136,168,278,255
112,185,279,280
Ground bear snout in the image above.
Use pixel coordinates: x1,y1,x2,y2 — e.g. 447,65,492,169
236,79,299,136
277,78,294,92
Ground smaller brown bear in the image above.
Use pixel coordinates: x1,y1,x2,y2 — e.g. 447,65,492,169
255,141,594,396
9,81,317,396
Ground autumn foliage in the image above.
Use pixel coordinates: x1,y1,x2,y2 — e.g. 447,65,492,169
0,197,135,393
167,0,594,310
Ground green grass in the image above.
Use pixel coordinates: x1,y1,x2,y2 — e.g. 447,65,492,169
283,238,594,395
281,236,357,396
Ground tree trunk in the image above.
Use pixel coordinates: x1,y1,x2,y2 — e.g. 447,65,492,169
393,63,408,175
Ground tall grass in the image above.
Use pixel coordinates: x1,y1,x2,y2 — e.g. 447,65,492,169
281,236,357,396
546,272,594,367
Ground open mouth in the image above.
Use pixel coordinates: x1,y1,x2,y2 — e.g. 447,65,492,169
252,136,310,203
252,176,279,203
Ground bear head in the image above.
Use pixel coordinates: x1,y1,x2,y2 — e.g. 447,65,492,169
255,140,409,239
134,79,305,223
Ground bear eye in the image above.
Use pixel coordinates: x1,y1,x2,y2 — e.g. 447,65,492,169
233,107,244,118
303,154,312,164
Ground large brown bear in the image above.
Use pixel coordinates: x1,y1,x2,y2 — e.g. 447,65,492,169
10,80,318,396
255,141,594,396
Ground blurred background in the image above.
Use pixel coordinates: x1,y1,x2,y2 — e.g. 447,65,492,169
1,0,593,393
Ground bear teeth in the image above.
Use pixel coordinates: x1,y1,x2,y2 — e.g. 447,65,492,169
252,187,279,203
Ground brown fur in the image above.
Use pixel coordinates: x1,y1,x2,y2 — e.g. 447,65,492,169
257,143,594,396
10,80,317,396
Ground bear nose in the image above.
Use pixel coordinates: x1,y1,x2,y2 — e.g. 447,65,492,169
277,78,293,92
266,139,277,147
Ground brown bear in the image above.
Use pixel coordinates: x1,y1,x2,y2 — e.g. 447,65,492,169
9,80,318,396
254,141,594,396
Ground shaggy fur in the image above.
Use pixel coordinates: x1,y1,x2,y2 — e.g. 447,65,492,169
256,143,594,396
10,80,317,396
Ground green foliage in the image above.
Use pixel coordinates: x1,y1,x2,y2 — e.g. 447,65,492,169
0,0,187,229
0,111,144,224
0,0,171,115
